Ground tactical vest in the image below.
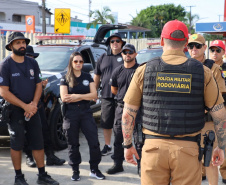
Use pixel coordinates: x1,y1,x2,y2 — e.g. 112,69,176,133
203,59,214,69
142,57,205,136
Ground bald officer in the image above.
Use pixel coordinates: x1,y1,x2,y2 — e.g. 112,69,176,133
121,20,226,185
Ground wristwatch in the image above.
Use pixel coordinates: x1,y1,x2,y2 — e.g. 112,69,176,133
122,142,133,149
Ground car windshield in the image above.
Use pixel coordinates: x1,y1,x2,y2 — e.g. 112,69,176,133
136,48,191,64
33,46,75,72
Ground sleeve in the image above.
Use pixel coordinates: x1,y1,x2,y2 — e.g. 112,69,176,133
0,62,10,86
111,68,118,87
88,73,94,83
34,60,42,84
94,53,105,75
123,64,146,106
60,75,68,86
204,66,224,108
213,65,226,93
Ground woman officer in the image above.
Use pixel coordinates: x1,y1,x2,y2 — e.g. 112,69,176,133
60,51,105,181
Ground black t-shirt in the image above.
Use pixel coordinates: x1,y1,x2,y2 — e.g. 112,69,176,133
0,56,42,103
60,71,94,105
111,63,139,103
94,53,123,98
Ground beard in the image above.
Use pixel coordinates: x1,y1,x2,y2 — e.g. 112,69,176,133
12,46,26,56
125,57,134,63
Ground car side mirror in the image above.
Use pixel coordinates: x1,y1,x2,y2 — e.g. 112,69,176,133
82,63,94,73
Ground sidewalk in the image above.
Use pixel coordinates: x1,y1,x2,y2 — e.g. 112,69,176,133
0,112,225,185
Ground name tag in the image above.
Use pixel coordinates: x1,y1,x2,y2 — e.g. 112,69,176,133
156,72,192,93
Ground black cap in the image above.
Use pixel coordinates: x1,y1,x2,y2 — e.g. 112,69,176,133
5,32,30,51
26,45,39,58
122,44,136,53
105,32,126,47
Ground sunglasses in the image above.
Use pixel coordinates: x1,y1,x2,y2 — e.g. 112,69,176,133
110,39,121,44
73,60,84,64
122,50,134,55
210,48,221,53
187,43,204,49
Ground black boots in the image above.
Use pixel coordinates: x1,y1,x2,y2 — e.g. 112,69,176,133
106,163,124,174
46,154,66,166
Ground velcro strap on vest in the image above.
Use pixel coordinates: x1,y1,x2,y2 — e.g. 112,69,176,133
145,134,201,143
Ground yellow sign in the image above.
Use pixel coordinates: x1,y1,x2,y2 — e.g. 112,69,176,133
156,72,192,93
54,9,70,34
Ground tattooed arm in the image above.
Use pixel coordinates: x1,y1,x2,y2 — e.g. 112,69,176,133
210,103,226,166
122,103,140,165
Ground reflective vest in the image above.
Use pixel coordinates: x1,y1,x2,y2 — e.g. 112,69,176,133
142,57,205,136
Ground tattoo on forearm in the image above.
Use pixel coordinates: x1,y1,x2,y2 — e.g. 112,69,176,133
211,105,226,150
211,103,224,112
124,106,138,113
122,106,138,145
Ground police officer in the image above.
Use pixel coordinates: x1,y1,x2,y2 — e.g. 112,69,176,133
106,44,139,174
24,45,65,168
209,40,226,184
94,33,126,156
0,32,59,185
121,20,226,185
187,34,226,185
60,51,105,181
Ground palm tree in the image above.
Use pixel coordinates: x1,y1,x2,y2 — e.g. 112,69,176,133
154,11,168,32
184,12,199,34
86,6,115,29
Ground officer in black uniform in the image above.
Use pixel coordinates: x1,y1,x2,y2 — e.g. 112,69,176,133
60,51,105,181
0,32,59,185
94,33,126,156
106,44,139,174
24,45,65,168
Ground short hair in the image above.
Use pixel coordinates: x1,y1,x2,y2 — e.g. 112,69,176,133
164,30,187,48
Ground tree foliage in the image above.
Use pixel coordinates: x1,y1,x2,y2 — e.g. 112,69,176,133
130,4,186,38
86,6,115,29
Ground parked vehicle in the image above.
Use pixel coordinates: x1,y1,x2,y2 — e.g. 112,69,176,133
136,43,190,65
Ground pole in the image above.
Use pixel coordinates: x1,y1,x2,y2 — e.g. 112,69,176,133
89,0,92,23
42,0,46,34
187,6,195,33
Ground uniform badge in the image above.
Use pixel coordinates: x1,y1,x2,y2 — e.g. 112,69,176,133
82,80,89,86
117,57,123,62
222,70,226,78
30,69,34,76
0,77,3,83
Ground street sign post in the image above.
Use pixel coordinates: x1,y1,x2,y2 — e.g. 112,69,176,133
54,8,70,34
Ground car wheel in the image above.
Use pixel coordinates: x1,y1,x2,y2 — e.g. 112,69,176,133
50,103,67,150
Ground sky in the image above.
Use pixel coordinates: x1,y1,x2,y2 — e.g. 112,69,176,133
26,0,225,24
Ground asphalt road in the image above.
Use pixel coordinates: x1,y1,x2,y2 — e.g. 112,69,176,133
0,112,225,185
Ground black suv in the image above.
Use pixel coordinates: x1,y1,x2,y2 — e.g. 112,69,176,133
0,25,127,150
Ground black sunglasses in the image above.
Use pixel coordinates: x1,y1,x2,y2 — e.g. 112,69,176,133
210,48,221,53
187,43,204,49
122,50,134,55
110,39,121,44
73,60,84,64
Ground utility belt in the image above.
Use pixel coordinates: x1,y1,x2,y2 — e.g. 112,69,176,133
66,103,90,110
145,134,201,143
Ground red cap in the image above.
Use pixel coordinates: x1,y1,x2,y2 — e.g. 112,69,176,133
161,20,188,41
209,40,225,51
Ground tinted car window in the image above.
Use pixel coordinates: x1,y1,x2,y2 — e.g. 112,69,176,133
33,47,75,72
136,48,191,65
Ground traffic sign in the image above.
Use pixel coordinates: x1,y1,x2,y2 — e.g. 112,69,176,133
54,8,70,34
